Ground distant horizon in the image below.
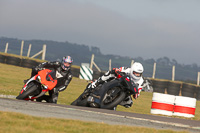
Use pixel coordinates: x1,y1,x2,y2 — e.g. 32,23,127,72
0,36,199,67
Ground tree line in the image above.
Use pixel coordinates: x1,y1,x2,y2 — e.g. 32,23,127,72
0,37,199,83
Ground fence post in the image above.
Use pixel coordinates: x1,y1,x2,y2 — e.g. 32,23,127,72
5,43,9,53
152,62,156,79
89,54,101,72
79,63,93,80
20,40,24,56
197,72,200,85
93,62,101,72
172,65,175,81
109,59,111,71
27,44,32,57
31,44,46,60
131,60,134,66
90,54,94,70
42,44,46,60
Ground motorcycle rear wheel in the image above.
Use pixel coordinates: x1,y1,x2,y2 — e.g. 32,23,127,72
100,87,126,109
16,83,39,100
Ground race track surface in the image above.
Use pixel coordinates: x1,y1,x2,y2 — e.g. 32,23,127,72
0,98,200,132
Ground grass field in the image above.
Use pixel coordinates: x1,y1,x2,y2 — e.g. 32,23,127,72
0,63,199,133
0,111,188,133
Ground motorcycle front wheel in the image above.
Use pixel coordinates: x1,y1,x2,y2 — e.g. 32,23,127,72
100,87,126,110
71,84,92,106
16,83,39,100
71,92,90,106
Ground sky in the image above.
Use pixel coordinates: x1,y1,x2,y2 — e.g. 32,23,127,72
0,0,200,65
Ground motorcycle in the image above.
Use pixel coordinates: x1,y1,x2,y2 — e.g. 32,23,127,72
71,73,138,110
141,78,153,92
16,69,57,101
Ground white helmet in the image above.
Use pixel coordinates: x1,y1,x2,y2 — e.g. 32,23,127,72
130,62,144,81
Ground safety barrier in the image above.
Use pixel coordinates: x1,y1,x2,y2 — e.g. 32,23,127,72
151,92,197,117
6,56,22,66
181,83,196,98
151,93,175,116
151,79,200,100
167,81,181,96
173,96,196,118
151,80,168,93
70,67,80,78
79,64,93,80
0,54,6,63
196,86,200,100
0,55,40,68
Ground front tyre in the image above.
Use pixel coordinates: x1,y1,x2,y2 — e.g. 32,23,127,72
71,92,89,106
100,87,126,109
71,85,92,106
16,83,39,100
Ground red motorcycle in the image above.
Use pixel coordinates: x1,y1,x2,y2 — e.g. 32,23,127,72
16,69,57,101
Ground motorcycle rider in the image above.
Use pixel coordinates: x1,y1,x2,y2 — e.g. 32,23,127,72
27,56,73,104
88,62,144,108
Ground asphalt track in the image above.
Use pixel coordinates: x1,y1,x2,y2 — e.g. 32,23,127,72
0,97,200,132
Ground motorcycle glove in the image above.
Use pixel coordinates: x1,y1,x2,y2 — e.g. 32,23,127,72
35,66,44,71
133,93,138,99
89,81,98,89
89,77,103,89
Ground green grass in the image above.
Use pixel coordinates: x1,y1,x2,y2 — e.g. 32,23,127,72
0,111,189,133
0,63,199,132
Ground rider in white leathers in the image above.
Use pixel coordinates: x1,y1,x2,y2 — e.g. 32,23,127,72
88,62,144,108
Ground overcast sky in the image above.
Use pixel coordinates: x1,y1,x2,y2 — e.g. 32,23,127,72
0,0,200,65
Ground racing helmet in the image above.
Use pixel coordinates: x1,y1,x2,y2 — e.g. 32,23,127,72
61,56,73,71
130,62,144,81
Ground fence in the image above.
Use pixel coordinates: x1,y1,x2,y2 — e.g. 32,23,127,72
4,41,46,60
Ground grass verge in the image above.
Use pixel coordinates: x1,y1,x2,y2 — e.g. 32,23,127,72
0,111,189,133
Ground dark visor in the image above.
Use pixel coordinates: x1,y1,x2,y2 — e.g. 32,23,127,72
133,71,142,77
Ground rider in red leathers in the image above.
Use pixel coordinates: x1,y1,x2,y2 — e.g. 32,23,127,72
88,62,144,108
27,56,73,103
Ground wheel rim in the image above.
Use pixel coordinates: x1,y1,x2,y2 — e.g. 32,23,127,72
102,87,121,105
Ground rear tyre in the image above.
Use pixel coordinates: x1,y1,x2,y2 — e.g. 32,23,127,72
100,87,126,109
16,83,39,100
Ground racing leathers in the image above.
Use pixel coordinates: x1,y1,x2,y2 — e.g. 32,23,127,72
90,67,144,108
31,61,72,103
